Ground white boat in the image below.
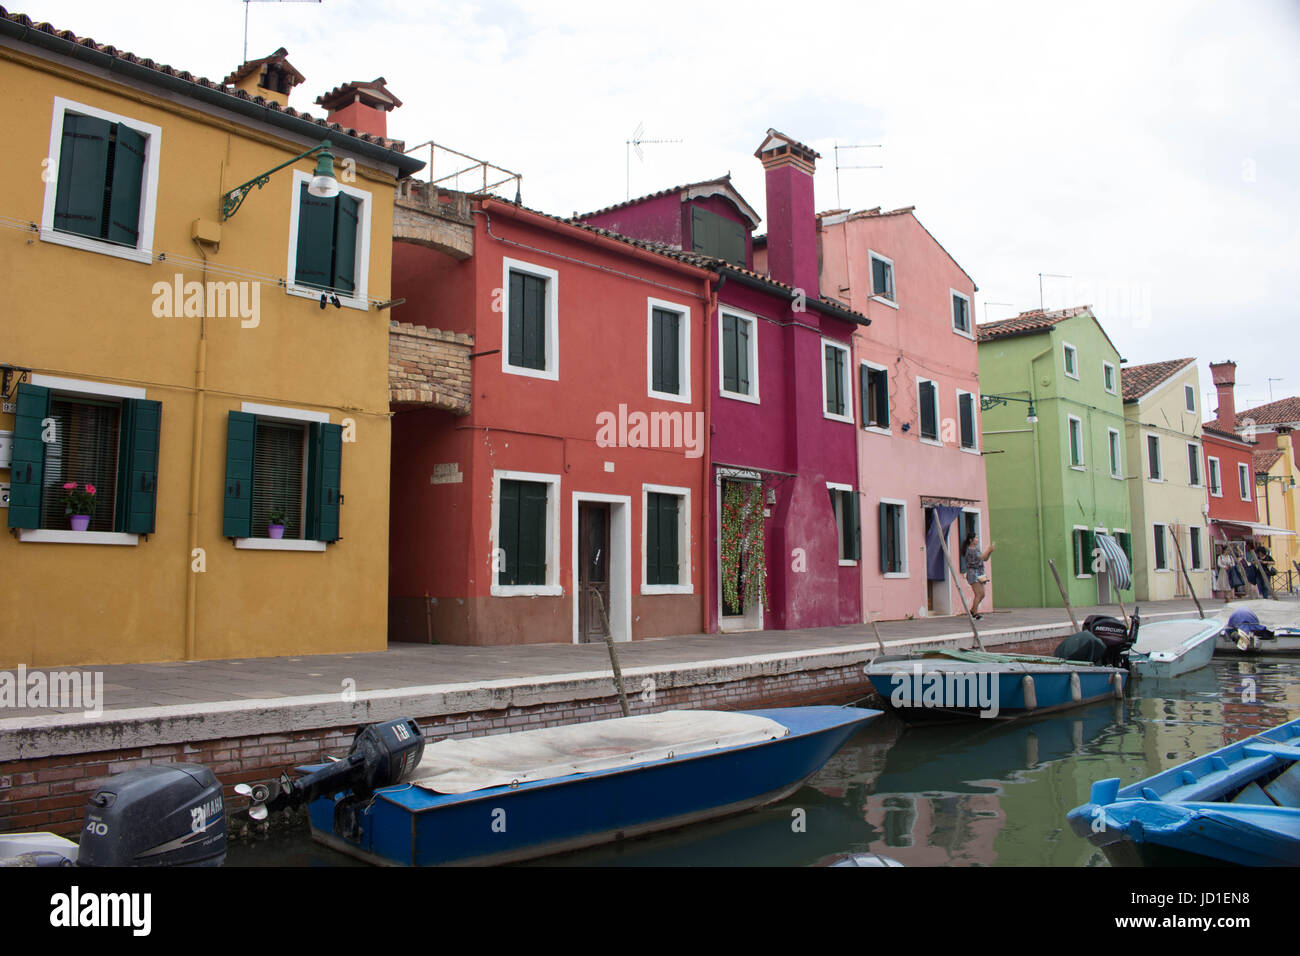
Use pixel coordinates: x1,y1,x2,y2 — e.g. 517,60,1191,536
1214,599,1300,656
1127,618,1219,678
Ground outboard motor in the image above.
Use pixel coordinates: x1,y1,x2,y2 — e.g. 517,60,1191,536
1054,609,1140,668
77,764,226,867
240,717,424,820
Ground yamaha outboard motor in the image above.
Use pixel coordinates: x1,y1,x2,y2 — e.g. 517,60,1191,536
77,764,226,866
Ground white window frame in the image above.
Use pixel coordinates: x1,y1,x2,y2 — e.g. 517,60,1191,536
18,374,147,546
491,469,562,596
827,481,858,567
1107,427,1122,478
960,507,982,551
641,483,692,595
1187,441,1202,487
40,97,162,265
916,378,941,446
1147,432,1164,481
646,298,691,405
1184,384,1196,413
868,250,897,307
234,401,330,552
1238,462,1251,501
1102,361,1117,395
821,339,853,424
1067,415,1085,469
880,498,908,578
1062,342,1079,380
950,289,973,339
1073,525,1092,579
956,388,979,453
1152,522,1170,571
499,257,560,381
859,360,891,435
285,169,373,311
1189,525,1205,571
718,306,760,404
1208,456,1222,497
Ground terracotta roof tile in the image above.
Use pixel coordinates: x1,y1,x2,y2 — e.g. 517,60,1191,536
974,306,1092,342
1254,449,1284,473
577,176,736,221
1120,357,1196,402
1236,396,1300,428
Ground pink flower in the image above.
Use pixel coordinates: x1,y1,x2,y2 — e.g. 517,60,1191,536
85,484,96,496
63,482,77,490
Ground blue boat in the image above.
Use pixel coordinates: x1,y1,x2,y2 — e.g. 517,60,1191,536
301,705,879,866
864,650,1126,722
1067,715,1300,866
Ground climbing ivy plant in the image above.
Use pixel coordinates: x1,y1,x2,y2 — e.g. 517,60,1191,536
720,481,768,614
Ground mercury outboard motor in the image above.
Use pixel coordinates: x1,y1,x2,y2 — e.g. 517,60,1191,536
1054,609,1140,668
240,717,424,820
76,764,226,866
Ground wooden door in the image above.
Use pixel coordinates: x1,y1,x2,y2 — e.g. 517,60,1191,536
578,503,611,643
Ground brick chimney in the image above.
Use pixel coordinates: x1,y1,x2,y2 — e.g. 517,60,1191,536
316,78,402,139
1210,360,1237,431
223,48,305,108
755,129,820,295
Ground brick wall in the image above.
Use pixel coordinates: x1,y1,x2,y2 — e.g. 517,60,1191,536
389,321,473,413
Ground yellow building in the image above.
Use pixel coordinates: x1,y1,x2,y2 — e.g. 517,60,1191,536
0,13,423,666
1254,434,1299,588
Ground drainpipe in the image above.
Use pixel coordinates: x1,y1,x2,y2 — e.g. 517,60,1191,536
701,272,724,633
184,240,210,660
1028,342,1053,606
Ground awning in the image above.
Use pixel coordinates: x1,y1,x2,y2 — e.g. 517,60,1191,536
1095,532,1132,591
1211,519,1297,537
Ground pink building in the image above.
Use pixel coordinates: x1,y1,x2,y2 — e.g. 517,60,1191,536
807,207,989,620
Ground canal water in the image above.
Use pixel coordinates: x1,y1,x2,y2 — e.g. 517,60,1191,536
227,655,1300,867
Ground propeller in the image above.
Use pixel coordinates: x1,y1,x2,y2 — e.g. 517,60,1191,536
234,780,280,821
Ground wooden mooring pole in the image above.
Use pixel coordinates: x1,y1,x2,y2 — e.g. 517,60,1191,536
592,587,631,717
1047,559,1080,632
1170,536,1206,619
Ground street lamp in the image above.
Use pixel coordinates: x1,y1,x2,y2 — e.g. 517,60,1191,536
981,393,1038,425
221,140,338,220
1256,472,1296,526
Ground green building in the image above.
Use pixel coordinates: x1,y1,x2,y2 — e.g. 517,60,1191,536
976,306,1132,608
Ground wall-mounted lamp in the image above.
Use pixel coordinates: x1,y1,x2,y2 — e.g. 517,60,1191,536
981,393,1038,425
222,140,338,220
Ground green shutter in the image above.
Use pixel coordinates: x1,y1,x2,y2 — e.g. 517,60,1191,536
106,124,146,246
522,274,546,370
658,310,680,394
53,113,111,239
333,192,359,294
876,370,890,428
647,493,679,586
646,494,662,585
920,381,937,438
518,481,547,585
737,318,750,393
498,480,521,585
849,493,861,561
720,217,746,266
307,421,343,542
878,502,889,573
295,184,337,291
691,206,713,255
116,398,161,534
960,393,975,447
222,411,256,538
508,272,525,368
722,315,738,392
8,383,51,529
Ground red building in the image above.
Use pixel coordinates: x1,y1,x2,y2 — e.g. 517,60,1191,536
389,196,713,645
1204,361,1265,593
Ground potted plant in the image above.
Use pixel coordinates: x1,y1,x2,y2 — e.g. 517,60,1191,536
62,482,97,531
267,506,286,539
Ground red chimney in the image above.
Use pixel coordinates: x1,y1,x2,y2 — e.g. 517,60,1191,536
315,77,402,139
1210,360,1237,431
754,129,820,295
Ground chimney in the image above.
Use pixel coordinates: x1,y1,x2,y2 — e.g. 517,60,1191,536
223,48,305,108
755,129,820,294
1210,360,1237,431
316,78,402,139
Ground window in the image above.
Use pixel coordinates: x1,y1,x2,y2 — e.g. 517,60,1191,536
1073,527,1094,577
1190,526,1203,570
1147,434,1163,480
1103,361,1117,395
879,501,906,575
860,362,890,431
869,252,896,304
287,171,371,309
956,391,977,450
823,341,852,422
960,509,981,551
1068,416,1084,467
491,471,561,594
41,98,161,263
644,487,689,591
1115,530,1133,569
1187,443,1201,487
1152,523,1168,570
951,291,971,335
224,404,340,550
500,258,559,380
1108,428,1122,478
1185,385,1196,413
647,299,690,403
8,378,159,543
691,206,746,265
917,379,939,442
828,485,860,563
720,309,759,402
1238,462,1251,500
1208,456,1222,496
1062,343,1079,379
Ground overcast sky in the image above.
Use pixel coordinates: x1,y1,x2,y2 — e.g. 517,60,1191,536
21,0,1300,415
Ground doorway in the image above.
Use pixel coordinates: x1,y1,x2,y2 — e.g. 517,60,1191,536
570,493,631,644
578,502,611,643
717,474,764,632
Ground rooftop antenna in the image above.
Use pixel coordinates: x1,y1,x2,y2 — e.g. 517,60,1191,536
1268,377,1284,401
983,301,1013,323
242,0,321,64
1038,273,1071,311
834,141,883,208
625,122,682,200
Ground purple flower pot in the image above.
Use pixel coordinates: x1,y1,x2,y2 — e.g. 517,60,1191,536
268,525,285,539
70,515,90,532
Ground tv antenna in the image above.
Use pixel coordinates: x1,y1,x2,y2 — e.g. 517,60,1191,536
625,122,682,199
983,301,1014,323
242,0,321,64
1037,273,1071,311
1268,377,1284,401
833,141,883,208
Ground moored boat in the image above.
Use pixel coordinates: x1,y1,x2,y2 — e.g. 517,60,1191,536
1214,600,1300,656
1127,618,1220,678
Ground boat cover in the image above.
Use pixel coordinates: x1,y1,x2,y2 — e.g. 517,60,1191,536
918,649,1098,667
1132,618,1221,653
409,710,790,794
1216,600,1300,632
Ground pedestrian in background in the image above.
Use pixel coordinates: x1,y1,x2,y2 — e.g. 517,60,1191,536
962,532,995,619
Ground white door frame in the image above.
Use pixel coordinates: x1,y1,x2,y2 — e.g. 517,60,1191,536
571,492,632,644
716,468,764,632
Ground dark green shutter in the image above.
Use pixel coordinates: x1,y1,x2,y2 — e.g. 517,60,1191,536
647,494,663,585
920,381,937,439
691,207,745,265
116,398,161,534
295,184,336,291
518,481,547,585
222,411,256,538
960,393,975,448
522,274,545,370
722,315,738,393
848,493,860,561
333,192,359,294
53,113,111,239
737,318,750,393
7,384,51,530
647,493,678,586
878,502,889,573
508,272,525,368
106,124,146,246
653,309,680,395
498,480,521,585
307,422,343,542
876,370,889,428
691,206,713,256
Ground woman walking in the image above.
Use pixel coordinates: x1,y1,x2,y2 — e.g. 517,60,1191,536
962,532,995,619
